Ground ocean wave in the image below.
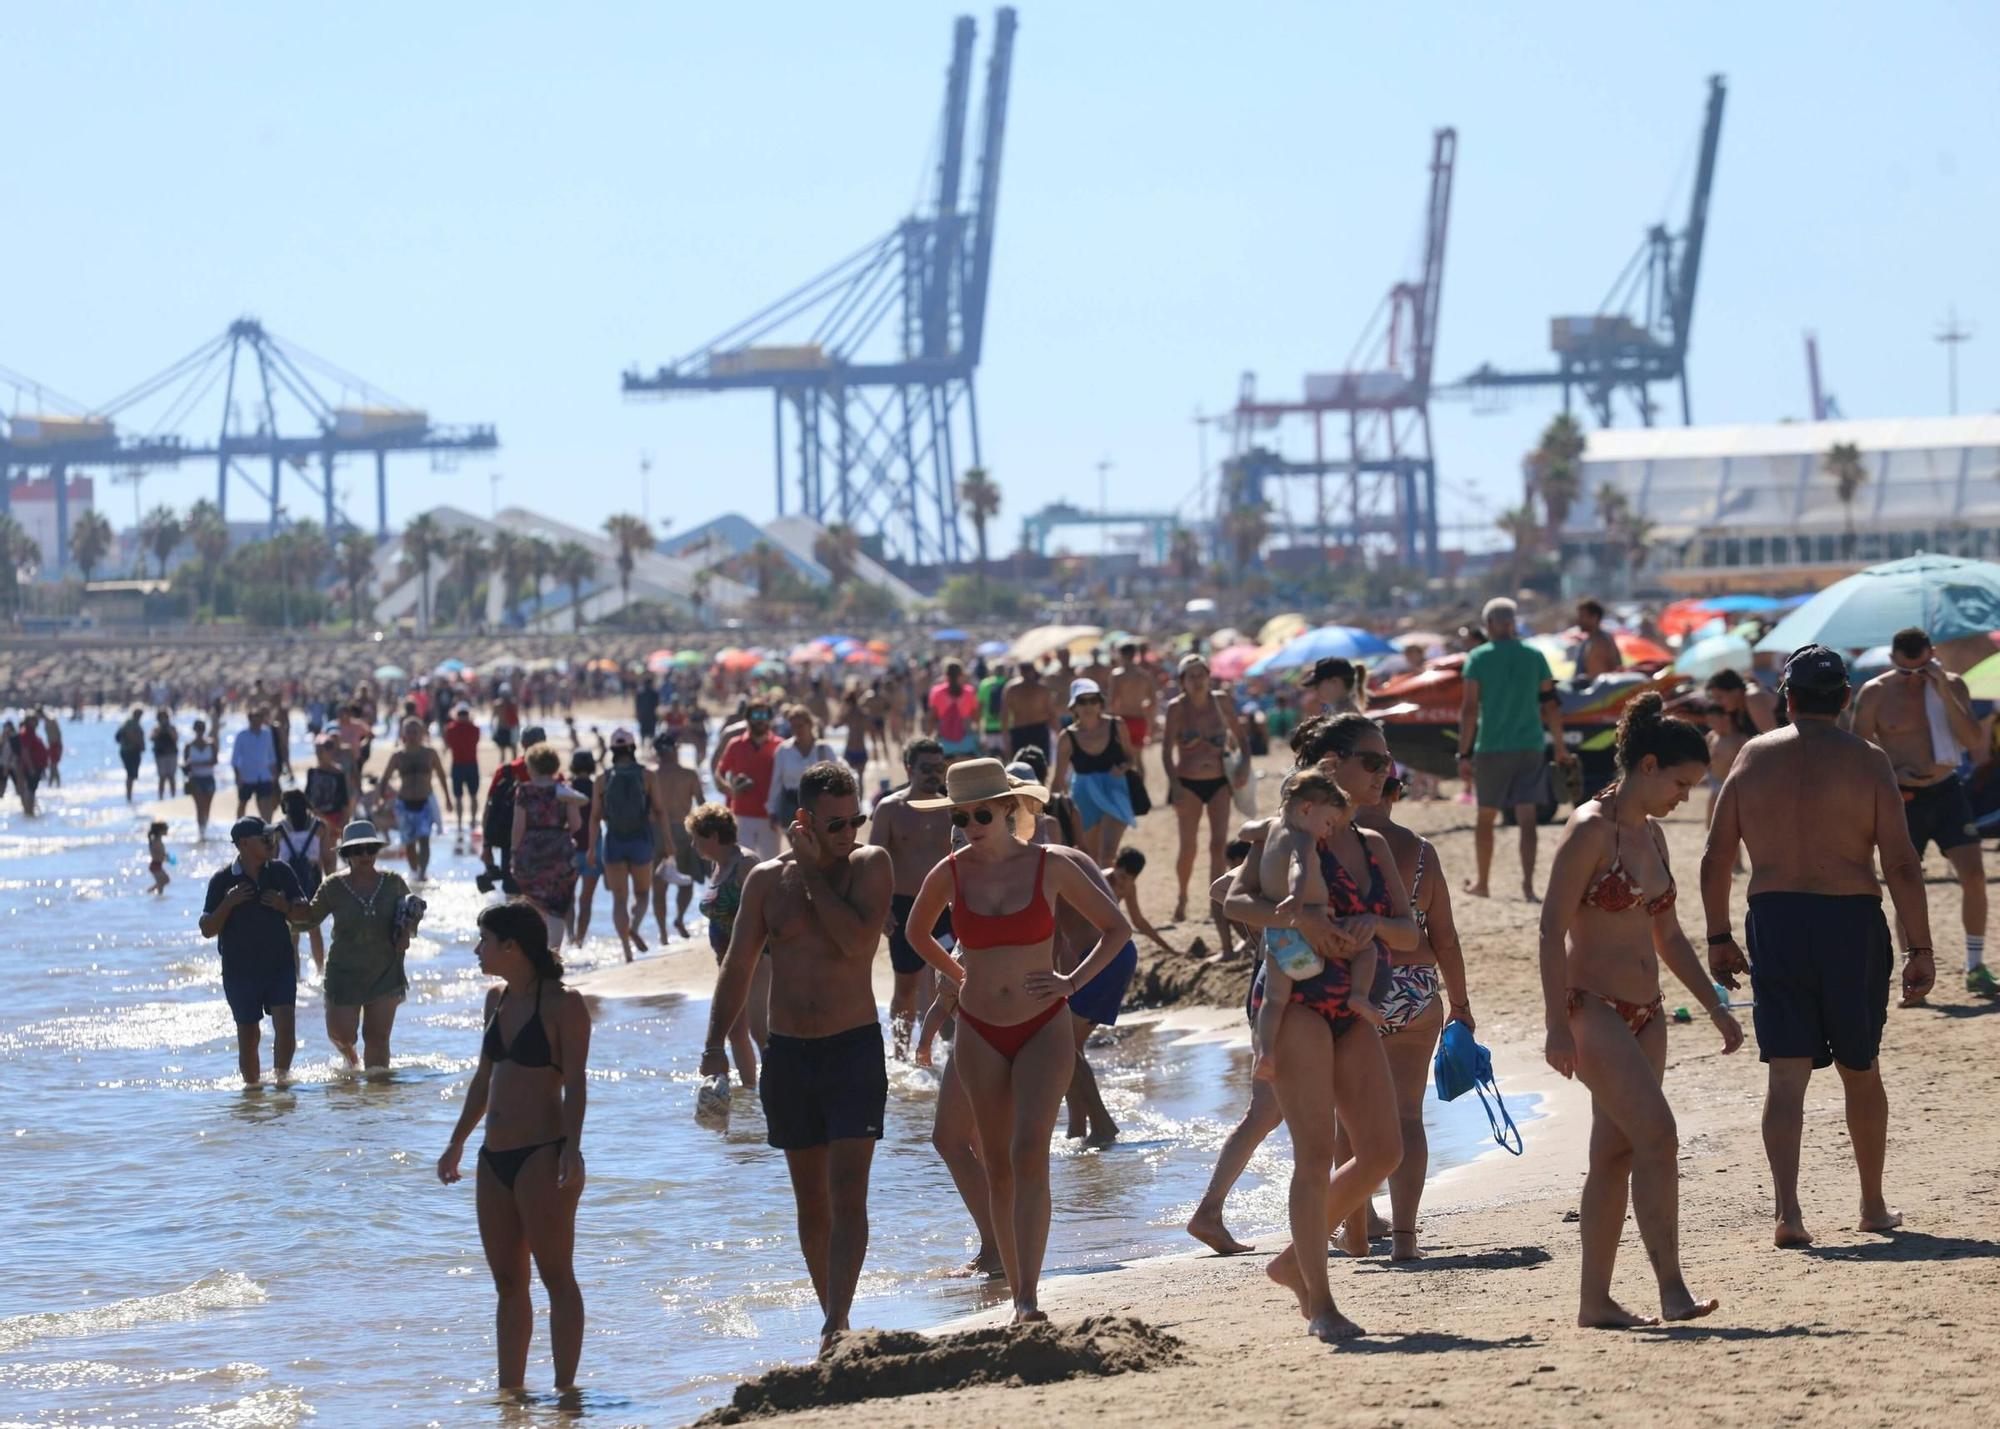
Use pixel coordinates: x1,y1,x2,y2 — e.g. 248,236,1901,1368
0,1269,267,1353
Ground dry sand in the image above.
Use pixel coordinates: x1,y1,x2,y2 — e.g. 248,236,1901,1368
153,714,2000,1425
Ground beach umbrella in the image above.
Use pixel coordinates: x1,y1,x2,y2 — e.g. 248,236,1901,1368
1658,599,1720,639
1523,634,1577,682
1207,642,1270,681
1702,594,1786,613
1674,633,1755,683
1209,626,1244,650
932,628,971,643
645,649,676,674
1613,632,1674,666
672,650,704,666
1853,645,1895,678
432,657,467,677
975,639,1009,657
788,642,835,665
1184,597,1218,617
1391,631,1449,653
373,663,408,682
716,649,760,673
1257,612,1310,648
1756,555,2000,654
1962,652,2000,700
1009,624,1104,663
843,648,885,666
866,639,891,654
1247,624,1397,677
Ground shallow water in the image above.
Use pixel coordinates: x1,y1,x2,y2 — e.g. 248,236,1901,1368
0,717,1536,1425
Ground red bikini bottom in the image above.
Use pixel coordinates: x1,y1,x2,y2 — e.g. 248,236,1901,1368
957,997,1069,1061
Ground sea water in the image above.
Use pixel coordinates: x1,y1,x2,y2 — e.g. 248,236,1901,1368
0,718,1535,1425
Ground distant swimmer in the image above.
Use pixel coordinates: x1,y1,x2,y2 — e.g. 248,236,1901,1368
437,900,592,1397
901,758,1131,1324
1704,645,1935,1249
1850,627,1993,999
700,761,893,1356
1542,693,1740,1328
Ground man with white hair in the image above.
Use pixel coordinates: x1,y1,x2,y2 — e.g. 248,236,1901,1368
1457,596,1573,900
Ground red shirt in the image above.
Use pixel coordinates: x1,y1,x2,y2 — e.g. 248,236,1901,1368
716,732,779,819
928,681,979,743
443,720,482,767
17,728,48,773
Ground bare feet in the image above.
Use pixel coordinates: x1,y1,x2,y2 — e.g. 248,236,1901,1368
1083,1125,1118,1150
1307,1308,1365,1343
631,927,648,953
1462,878,1489,899
1774,1217,1815,1249
1334,1218,1371,1259
1858,1206,1904,1233
1577,1298,1660,1329
675,919,691,940
1266,1249,1309,1317
1660,1286,1721,1321
1366,1206,1390,1240
947,1249,1005,1278
1011,1304,1047,1324
1173,896,1188,922
1389,1229,1422,1262
1520,881,1541,903
819,1328,845,1358
1187,1208,1254,1256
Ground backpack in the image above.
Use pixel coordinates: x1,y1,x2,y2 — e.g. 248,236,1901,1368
603,762,652,839
276,825,319,892
482,771,519,847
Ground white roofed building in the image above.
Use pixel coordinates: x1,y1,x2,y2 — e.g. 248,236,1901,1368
1562,416,2000,594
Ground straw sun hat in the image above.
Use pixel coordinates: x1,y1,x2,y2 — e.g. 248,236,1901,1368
908,757,1050,812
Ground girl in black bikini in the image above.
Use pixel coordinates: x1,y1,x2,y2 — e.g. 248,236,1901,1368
1162,655,1248,931
437,900,593,1395
1540,692,1741,1329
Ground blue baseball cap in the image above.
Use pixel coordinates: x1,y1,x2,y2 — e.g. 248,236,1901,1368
229,816,271,844
1780,644,1849,694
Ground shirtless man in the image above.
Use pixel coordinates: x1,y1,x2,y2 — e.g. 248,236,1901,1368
868,737,954,1057
383,717,448,881
1077,648,1114,696
1569,598,1623,684
1704,669,1778,739
650,733,705,941
1050,844,1140,1146
862,683,891,762
1851,626,1994,999
1000,663,1059,762
1109,644,1157,750
1700,702,1751,874
700,761,891,1355
1702,644,1936,1249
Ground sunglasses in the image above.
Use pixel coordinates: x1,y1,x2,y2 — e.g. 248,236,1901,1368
1345,750,1393,773
817,814,867,834
950,807,1002,827
1073,696,1104,707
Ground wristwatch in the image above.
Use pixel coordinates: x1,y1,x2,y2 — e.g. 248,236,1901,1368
1706,931,1734,947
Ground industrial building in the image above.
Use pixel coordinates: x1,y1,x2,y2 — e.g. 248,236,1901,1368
1563,415,2000,593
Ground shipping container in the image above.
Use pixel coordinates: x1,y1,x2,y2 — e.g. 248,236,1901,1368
5,414,114,447
710,344,829,376
332,406,427,438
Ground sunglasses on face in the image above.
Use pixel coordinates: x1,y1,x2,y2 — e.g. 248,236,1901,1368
1345,750,1393,773
1073,696,1103,708
817,814,867,834
950,807,1001,827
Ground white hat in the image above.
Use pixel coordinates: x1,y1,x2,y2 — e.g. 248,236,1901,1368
1067,678,1104,707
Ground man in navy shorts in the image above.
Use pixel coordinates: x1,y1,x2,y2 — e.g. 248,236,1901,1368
199,817,309,1085
867,738,955,1058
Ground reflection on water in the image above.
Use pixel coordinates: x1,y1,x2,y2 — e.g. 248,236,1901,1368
0,718,1536,1425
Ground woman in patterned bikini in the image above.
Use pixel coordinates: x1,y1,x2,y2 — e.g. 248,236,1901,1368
1540,691,1744,1328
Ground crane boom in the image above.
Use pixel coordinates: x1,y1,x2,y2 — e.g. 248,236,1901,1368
962,6,1016,365
1412,127,1456,394
1671,75,1726,365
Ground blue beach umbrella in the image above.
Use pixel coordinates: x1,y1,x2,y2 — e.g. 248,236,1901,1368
1755,555,2000,655
1247,624,1397,677
932,628,970,643
976,640,1009,657
1699,594,1785,614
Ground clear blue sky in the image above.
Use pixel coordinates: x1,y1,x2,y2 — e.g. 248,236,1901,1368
3,1,1993,553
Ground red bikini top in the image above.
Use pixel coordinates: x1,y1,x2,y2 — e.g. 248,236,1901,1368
1582,818,1676,916
948,847,1055,949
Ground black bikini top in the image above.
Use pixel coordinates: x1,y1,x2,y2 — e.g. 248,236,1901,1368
483,980,559,1070
1066,723,1123,773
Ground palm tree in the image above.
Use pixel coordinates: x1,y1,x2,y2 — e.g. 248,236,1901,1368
138,506,184,579
0,513,31,619
186,499,230,614
1222,502,1270,577
337,530,377,628
1495,504,1540,592
747,540,784,601
283,518,329,590
445,525,487,627
813,522,860,591
603,513,653,612
401,512,444,633
1526,413,1586,536
1824,441,1867,547
552,540,596,632
527,536,556,616
69,509,114,584
690,567,714,628
959,466,1001,579
1618,513,1659,573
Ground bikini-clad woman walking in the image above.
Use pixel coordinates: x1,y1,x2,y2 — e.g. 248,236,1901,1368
1541,692,1740,1327
1161,655,1246,927
902,759,1130,1322
437,900,592,1395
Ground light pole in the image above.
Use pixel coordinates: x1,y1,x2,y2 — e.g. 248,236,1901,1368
640,452,654,525
275,505,292,630
490,472,503,521
1935,308,1974,416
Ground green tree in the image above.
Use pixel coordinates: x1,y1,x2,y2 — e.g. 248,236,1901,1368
1222,502,1270,578
746,540,784,601
283,519,329,591
401,512,444,633
958,466,1001,584
690,567,714,628
69,509,115,583
186,499,230,615
1528,412,1588,534
1824,441,1867,547
813,522,860,591
0,513,30,619
139,505,184,579
1495,503,1540,592
552,540,596,632
603,512,653,612
338,530,377,628
445,525,487,627
527,536,556,616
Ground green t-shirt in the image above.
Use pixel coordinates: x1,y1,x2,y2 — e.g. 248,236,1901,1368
1463,640,1553,754
977,674,1007,733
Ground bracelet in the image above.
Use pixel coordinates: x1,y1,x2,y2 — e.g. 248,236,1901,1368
1449,1000,1470,1010
702,1044,725,1057
1706,932,1734,947
1905,946,1932,956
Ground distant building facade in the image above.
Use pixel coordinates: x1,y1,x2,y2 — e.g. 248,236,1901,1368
7,474,94,575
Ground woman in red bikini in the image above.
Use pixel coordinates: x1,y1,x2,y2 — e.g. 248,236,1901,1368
902,758,1131,1322
1540,691,1744,1329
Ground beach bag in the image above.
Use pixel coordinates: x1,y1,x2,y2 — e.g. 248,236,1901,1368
603,762,652,839
1125,768,1152,818
482,773,518,848
1432,1022,1523,1155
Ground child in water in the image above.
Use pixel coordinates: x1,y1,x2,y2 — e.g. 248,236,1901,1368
1253,770,1381,1081
146,820,171,894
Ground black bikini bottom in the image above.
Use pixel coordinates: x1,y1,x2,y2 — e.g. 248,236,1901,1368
1178,775,1229,804
479,1137,564,1190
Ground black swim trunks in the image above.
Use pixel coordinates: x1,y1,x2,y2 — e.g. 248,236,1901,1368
888,892,953,976
1902,775,1979,857
759,1022,887,1150
1746,891,1892,1071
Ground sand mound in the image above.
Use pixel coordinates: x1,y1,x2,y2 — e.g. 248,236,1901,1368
698,1315,1183,1423
1127,939,1255,1013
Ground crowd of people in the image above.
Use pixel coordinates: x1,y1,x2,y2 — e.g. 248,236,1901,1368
96,597,1982,1392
